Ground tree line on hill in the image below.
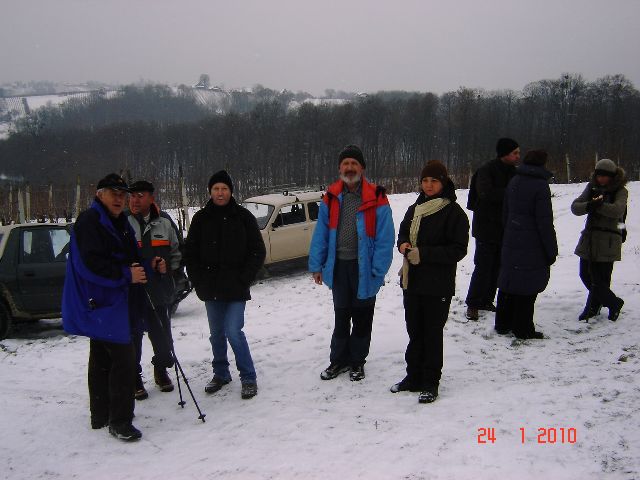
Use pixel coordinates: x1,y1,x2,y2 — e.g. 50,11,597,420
0,73,638,221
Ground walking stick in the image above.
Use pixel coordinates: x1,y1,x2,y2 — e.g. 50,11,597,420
142,287,206,423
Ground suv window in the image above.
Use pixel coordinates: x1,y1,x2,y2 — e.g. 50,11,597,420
21,228,70,264
243,202,275,229
308,201,320,221
273,203,306,228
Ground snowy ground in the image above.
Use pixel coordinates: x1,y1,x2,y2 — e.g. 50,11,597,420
2,182,639,480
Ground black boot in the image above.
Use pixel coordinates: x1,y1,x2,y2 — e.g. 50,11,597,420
578,293,602,321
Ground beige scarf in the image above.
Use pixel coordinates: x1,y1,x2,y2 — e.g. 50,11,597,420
401,197,450,289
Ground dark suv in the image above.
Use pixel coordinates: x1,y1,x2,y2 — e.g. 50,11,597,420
0,223,71,339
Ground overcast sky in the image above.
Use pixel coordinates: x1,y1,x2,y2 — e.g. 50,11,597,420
2,0,639,95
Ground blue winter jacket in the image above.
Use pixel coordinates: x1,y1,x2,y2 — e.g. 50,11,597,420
308,178,395,299
62,200,143,344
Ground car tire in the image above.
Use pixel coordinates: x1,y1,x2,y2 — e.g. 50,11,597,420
0,302,13,341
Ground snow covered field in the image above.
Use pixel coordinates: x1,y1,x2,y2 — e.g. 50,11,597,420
1,182,638,480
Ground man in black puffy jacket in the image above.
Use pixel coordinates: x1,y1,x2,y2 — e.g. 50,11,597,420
184,170,266,400
464,138,519,320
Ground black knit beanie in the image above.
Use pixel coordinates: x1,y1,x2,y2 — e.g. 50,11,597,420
420,160,449,183
208,170,234,193
338,145,366,168
496,138,519,158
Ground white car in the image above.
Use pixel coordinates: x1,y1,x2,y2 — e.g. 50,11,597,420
242,190,323,266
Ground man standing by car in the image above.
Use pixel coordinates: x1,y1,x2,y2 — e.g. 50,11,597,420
184,170,265,400
62,173,165,441
127,180,181,399
464,138,519,321
309,145,395,382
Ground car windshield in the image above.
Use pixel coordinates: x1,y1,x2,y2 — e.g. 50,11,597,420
242,202,275,230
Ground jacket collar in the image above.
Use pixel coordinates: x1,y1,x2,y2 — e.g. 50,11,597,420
327,176,379,210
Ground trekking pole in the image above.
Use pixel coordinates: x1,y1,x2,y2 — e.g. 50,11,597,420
142,287,206,423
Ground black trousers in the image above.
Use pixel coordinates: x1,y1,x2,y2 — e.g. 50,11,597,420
329,259,376,367
88,339,136,427
403,294,451,390
579,259,617,310
494,290,538,338
466,241,500,308
133,303,174,373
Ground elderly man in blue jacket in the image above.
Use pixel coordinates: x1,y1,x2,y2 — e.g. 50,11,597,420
309,145,395,382
63,173,165,442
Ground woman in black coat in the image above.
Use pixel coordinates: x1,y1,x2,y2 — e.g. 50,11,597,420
495,150,558,339
392,160,469,403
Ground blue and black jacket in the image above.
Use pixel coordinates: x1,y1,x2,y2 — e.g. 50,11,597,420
62,199,146,343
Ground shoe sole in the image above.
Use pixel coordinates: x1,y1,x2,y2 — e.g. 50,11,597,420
109,431,142,441
157,384,174,392
320,366,350,380
204,380,231,394
134,390,148,401
418,395,437,404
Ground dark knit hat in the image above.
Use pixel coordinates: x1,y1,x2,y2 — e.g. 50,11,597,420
594,158,617,177
522,150,548,166
420,160,449,183
496,137,519,158
208,170,234,193
338,145,366,168
96,173,130,192
129,180,155,193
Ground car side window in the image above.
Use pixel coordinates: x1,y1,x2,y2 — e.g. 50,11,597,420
273,203,307,227
51,229,71,262
21,228,70,264
307,201,320,221
22,230,53,263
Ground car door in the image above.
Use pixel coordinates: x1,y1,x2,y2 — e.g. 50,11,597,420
268,202,311,262
16,226,70,313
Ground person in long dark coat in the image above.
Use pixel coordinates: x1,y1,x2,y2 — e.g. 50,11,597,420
392,160,469,403
464,138,519,320
571,158,627,321
494,150,558,339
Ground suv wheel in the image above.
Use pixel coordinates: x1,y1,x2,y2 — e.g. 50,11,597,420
0,302,12,341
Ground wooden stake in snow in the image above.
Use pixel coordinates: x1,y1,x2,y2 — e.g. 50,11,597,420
180,165,191,232
25,182,31,221
74,175,81,221
17,188,26,224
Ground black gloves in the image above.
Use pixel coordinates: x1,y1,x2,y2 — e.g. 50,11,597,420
586,196,604,214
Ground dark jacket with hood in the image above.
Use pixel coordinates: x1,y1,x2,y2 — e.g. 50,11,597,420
470,158,517,244
184,197,266,302
571,167,628,262
397,180,469,297
498,164,558,295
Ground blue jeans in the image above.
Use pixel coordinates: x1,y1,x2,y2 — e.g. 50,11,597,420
204,300,256,383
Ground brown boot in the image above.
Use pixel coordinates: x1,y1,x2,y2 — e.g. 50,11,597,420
465,307,479,321
134,374,148,400
154,366,174,392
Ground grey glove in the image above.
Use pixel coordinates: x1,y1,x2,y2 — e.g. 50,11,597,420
406,247,420,265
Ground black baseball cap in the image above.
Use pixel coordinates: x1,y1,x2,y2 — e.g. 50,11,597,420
96,173,131,192
129,180,155,193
